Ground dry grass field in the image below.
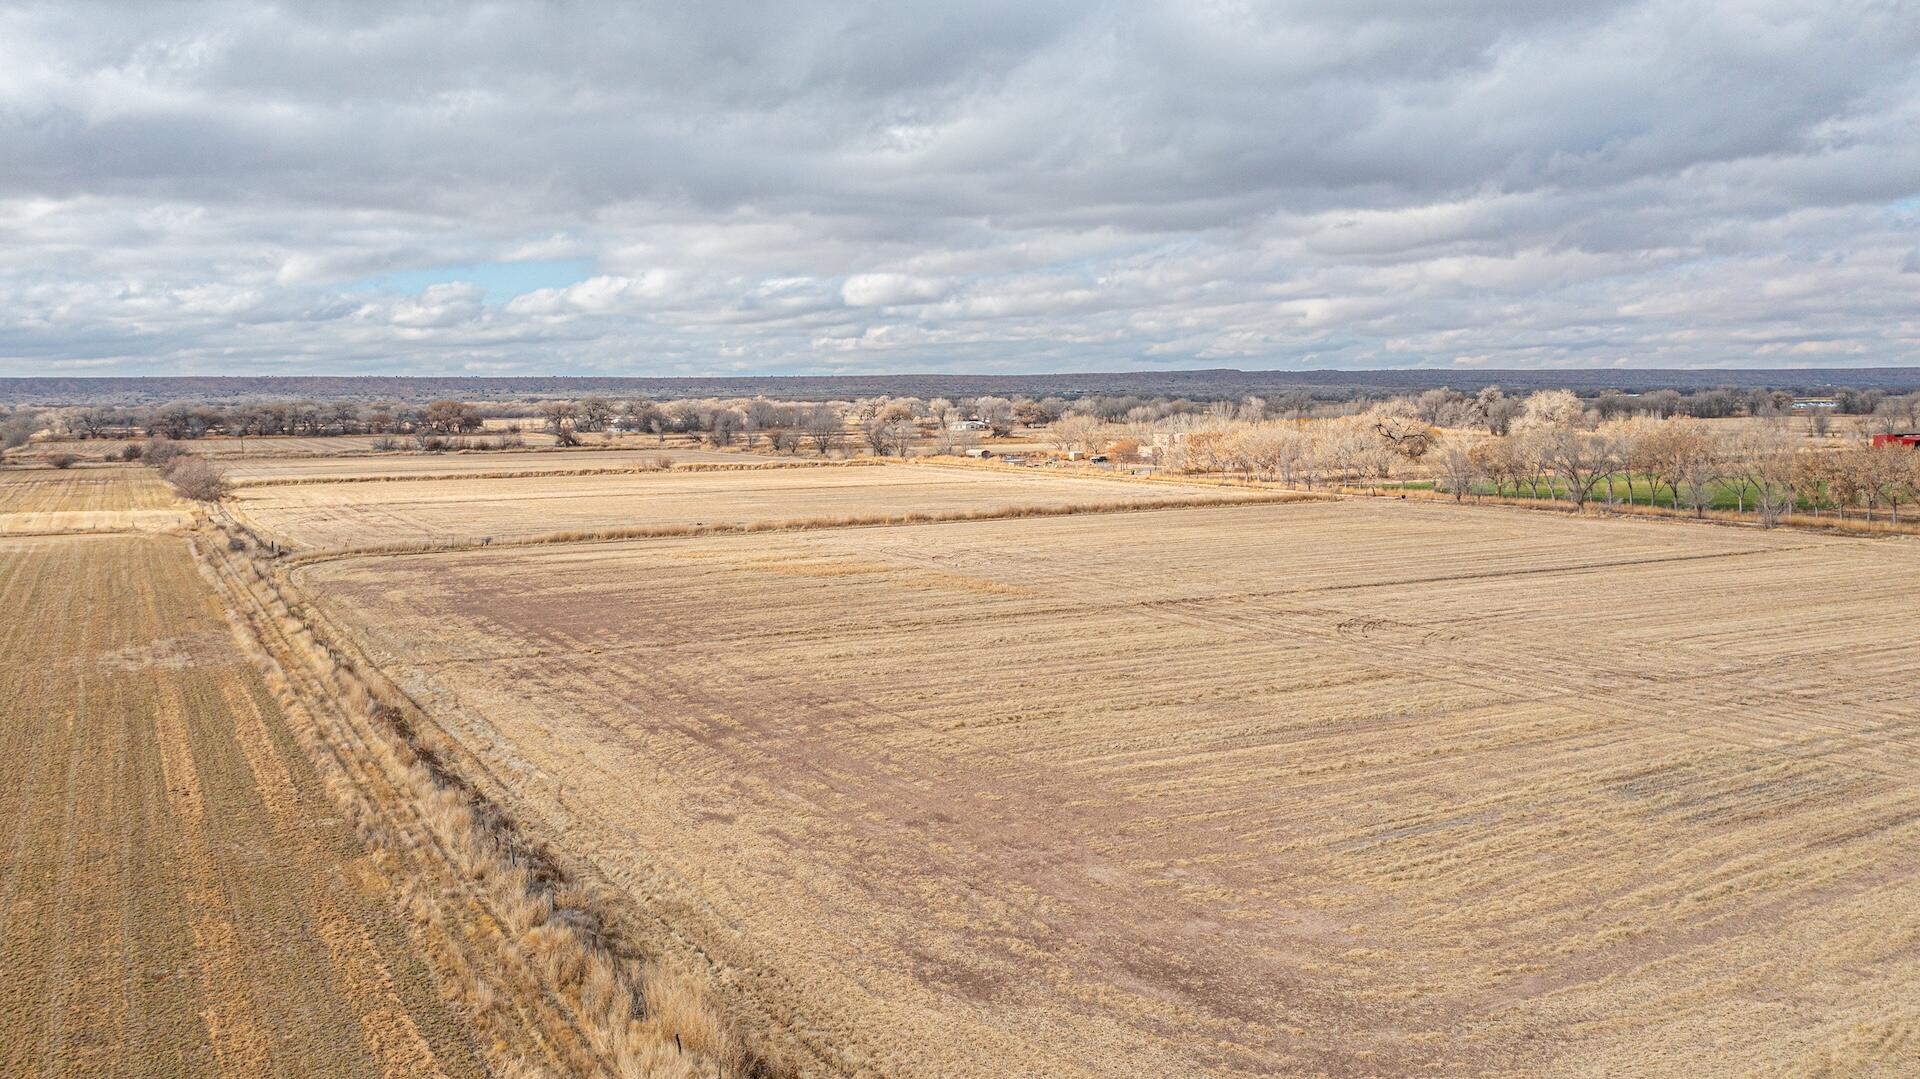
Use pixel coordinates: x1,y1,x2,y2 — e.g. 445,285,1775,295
233,463,1270,551
297,499,1920,1077
225,445,774,484
0,466,190,535
0,532,487,1078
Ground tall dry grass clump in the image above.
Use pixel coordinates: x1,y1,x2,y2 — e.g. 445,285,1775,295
190,517,768,1079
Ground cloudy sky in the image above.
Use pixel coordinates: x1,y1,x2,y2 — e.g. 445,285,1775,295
3,1,1917,376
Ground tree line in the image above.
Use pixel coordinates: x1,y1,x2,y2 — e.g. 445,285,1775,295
1154,391,1920,527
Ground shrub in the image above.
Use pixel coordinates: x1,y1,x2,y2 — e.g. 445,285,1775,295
48,453,78,469
166,456,231,502
142,438,185,471
117,443,144,462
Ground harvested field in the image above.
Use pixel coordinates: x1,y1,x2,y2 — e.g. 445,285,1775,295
226,445,776,484
301,499,1920,1077
0,533,486,1078
0,466,190,535
235,464,1270,551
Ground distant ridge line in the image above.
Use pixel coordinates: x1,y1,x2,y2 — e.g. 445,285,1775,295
5,366,1919,405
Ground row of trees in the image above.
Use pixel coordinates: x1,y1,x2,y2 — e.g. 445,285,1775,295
1153,391,1920,528
1433,416,1920,526
25,381,1920,449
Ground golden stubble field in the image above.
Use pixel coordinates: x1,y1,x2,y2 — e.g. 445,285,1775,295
299,498,1920,1077
0,466,191,535
224,444,774,484
232,462,1273,551
0,529,487,1078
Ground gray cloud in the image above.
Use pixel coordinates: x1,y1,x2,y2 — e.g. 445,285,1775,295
1,0,1917,375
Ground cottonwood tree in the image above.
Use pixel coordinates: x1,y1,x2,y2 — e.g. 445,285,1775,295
1678,439,1724,517
1233,424,1309,484
1606,416,1666,506
1731,422,1799,527
542,400,579,434
1865,443,1920,524
1528,425,1616,507
863,418,915,457
577,396,614,432
874,398,918,424
1365,401,1437,462
707,408,744,447
1047,414,1104,456
801,407,843,454
1468,436,1521,497
1434,433,1484,501
425,399,482,433
1640,418,1713,510
618,398,660,434
972,396,1015,436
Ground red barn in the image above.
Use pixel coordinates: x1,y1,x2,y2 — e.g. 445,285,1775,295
1871,432,1920,448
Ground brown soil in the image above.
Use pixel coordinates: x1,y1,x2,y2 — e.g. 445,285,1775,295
300,499,1920,1077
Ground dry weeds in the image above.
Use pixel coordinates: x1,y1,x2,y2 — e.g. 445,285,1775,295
194,519,766,1078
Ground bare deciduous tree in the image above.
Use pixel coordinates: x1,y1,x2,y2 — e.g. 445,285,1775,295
166,456,231,502
801,407,843,454
1434,434,1483,501
863,418,915,457
1047,414,1105,456
1730,422,1799,527
1365,401,1438,461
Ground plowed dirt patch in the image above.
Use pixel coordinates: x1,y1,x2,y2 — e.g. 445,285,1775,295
302,499,1920,1077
